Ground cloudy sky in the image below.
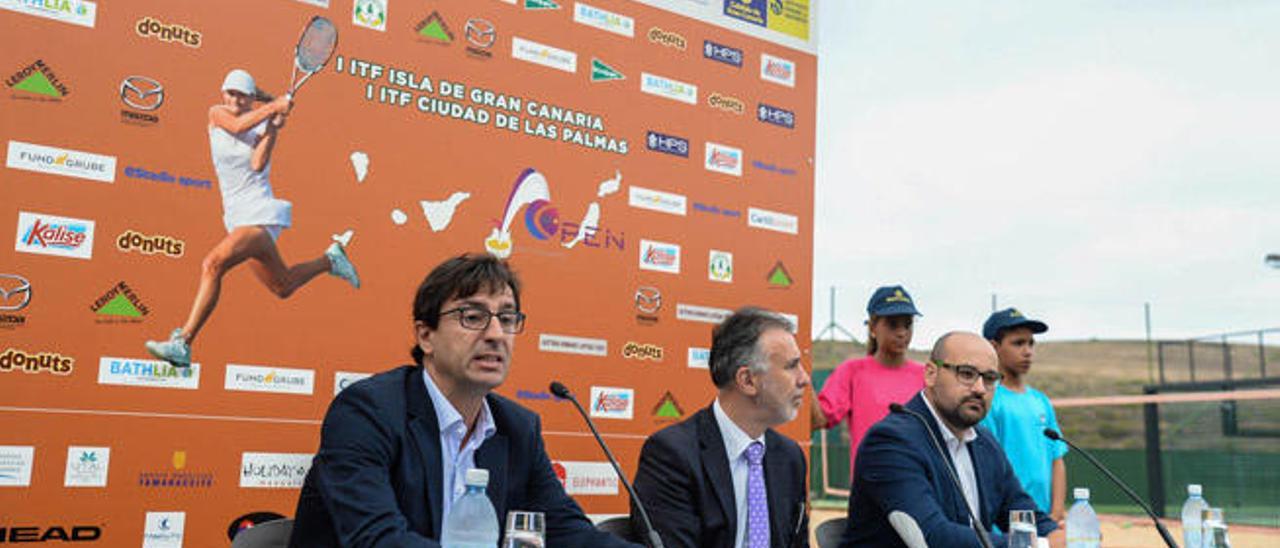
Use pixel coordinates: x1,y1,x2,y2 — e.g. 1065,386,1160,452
809,1,1280,346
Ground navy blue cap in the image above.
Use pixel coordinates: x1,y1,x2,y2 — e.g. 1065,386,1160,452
983,308,1048,340
866,285,921,317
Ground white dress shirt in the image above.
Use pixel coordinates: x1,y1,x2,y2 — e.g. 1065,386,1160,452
423,370,497,526
713,398,768,548
921,391,981,523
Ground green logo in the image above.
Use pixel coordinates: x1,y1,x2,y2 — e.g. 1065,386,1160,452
590,58,624,82
653,391,683,420
6,61,69,99
415,12,453,43
767,261,793,288
91,282,149,320
525,0,561,10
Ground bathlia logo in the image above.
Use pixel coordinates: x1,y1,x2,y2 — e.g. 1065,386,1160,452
590,59,624,82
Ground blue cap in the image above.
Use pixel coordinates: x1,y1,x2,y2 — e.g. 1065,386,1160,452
983,308,1048,340
866,285,921,317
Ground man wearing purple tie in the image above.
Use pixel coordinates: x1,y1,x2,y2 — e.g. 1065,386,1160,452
633,307,811,548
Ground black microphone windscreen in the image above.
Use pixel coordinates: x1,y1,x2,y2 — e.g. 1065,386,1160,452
549,381,571,399
1043,428,1061,441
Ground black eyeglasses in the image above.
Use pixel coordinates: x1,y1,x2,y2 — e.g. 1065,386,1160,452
934,360,1002,386
440,306,526,334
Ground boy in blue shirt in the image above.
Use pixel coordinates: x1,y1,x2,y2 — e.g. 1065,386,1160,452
980,308,1068,521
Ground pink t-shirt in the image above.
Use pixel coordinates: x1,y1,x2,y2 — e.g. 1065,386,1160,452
818,355,925,474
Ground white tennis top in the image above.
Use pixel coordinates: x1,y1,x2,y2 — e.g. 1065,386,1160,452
209,119,292,233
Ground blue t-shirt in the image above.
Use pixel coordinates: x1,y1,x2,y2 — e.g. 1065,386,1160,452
980,383,1068,513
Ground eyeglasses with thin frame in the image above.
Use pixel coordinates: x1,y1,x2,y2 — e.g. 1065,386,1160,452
440,306,526,334
933,360,1002,386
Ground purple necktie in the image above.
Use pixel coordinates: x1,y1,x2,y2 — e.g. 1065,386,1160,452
745,441,769,548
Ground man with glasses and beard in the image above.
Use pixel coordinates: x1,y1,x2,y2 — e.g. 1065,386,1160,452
289,254,638,547
839,332,1063,547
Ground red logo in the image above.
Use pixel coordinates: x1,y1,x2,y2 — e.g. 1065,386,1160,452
25,219,87,248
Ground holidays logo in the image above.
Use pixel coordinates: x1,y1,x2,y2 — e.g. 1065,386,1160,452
647,27,686,50
747,207,799,235
117,229,185,258
767,261,794,288
653,391,684,421
589,386,634,420
634,286,661,325
512,36,578,73
484,168,624,258
99,357,199,389
7,140,115,183
415,11,453,44
353,0,386,31
703,40,743,67
709,250,733,283
14,211,95,259
124,165,212,190
707,92,745,115
590,58,624,82
1,348,73,375
757,102,795,129
687,347,710,369
225,364,315,395
553,461,618,495
645,130,689,157
760,53,796,87
136,16,202,48
143,511,185,548
64,446,110,487
677,303,732,324
1,274,32,329
138,451,212,488
574,3,633,37
538,334,608,357
0,0,96,28
704,142,743,177
0,445,35,487
333,371,372,396
640,72,696,105
91,281,149,323
464,18,496,58
639,239,680,274
6,60,69,101
240,452,312,488
120,75,164,125
621,341,664,361
628,186,686,216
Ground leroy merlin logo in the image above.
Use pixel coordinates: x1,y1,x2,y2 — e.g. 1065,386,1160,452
90,281,149,323
653,391,683,421
590,58,624,82
767,261,793,288
5,60,69,100
414,11,453,44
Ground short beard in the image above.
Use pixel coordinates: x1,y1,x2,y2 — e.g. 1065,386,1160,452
939,397,984,430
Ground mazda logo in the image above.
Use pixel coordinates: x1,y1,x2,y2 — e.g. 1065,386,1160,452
120,75,164,111
635,286,661,315
465,18,496,49
0,274,32,312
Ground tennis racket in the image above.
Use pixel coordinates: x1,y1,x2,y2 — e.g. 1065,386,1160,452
285,16,338,100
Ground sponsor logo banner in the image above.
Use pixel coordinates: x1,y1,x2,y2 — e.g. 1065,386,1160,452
124,165,213,190
138,450,212,488
7,140,115,183
707,92,745,115
135,16,202,48
0,273,32,314
553,460,619,495
64,446,110,487
692,202,742,219
117,229,185,258
639,239,680,274
98,357,199,389
747,207,799,235
14,211,95,260
1,348,73,375
0,0,96,28
724,0,810,41
415,11,453,44
143,511,185,548
334,371,372,395
0,525,101,542
709,249,733,283
647,26,686,50
465,18,496,58
574,3,633,37
6,60,69,100
120,75,163,111
352,0,387,31
224,364,315,395
767,261,794,288
91,281,149,322
539,334,608,357
687,347,710,369
757,102,795,129
761,52,797,87
512,36,578,73
751,159,797,176
589,386,634,419
703,39,743,67
296,0,330,6
525,0,561,9
634,286,661,324
516,388,555,401
676,303,732,324
628,186,686,216
240,452,312,488
640,72,696,104
590,58,624,82
621,341,664,361
0,446,35,486
704,142,743,177
645,130,689,157
653,391,684,421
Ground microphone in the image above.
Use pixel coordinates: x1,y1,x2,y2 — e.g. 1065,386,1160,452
550,381,664,548
889,403,994,548
1043,429,1177,548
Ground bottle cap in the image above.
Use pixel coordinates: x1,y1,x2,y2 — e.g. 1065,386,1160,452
1188,484,1202,496
465,468,490,487
1074,487,1090,500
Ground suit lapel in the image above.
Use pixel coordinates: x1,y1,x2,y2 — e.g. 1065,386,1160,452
697,407,736,537
406,367,446,536
476,396,509,524
763,430,791,548
906,394,968,522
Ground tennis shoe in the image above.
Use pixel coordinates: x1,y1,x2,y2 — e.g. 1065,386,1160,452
326,242,360,289
145,328,191,367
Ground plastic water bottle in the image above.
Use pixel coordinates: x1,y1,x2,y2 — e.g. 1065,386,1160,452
1181,484,1210,548
441,468,500,548
1065,488,1101,548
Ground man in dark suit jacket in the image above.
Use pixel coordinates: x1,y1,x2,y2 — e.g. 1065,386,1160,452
633,307,811,548
841,331,1064,547
290,254,637,547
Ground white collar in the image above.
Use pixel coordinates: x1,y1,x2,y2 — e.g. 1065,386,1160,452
713,398,766,460
920,390,977,446
422,368,496,445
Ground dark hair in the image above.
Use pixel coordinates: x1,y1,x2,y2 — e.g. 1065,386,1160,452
709,307,794,388
866,314,880,356
409,253,522,365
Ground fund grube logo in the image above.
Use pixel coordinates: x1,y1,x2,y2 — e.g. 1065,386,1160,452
703,40,743,67
0,0,96,28
98,357,200,390
767,261,794,288
353,0,387,31
7,141,116,183
647,26,686,50
628,186,686,216
6,60,69,100
757,102,795,129
64,446,110,487
224,364,316,395
91,281,149,323
704,142,743,177
639,239,680,274
589,386,634,420
135,16,202,48
645,130,688,158
117,229,185,258
124,165,213,190
511,36,578,73
120,75,164,125
464,18,496,58
621,341,664,361
634,286,661,325
653,391,684,421
707,92,745,115
415,11,453,44
747,207,799,235
640,72,696,105
0,348,73,375
538,334,608,357
0,525,102,542
142,511,185,548
0,445,35,486
138,451,213,488
573,2,634,37
240,452,312,488
552,460,619,495
687,347,710,369
484,168,624,258
760,52,796,87
709,249,733,283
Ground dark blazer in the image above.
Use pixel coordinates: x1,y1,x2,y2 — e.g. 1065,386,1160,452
289,365,638,548
841,392,1057,547
632,405,810,548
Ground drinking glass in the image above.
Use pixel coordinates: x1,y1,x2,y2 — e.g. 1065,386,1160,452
503,510,545,548
1007,510,1037,548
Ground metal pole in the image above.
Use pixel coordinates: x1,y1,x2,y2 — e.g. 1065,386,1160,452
1145,303,1154,385
1259,331,1267,378
829,286,836,342
1222,336,1233,381
1188,340,1197,382
1157,342,1166,385
991,293,997,313
1143,386,1166,518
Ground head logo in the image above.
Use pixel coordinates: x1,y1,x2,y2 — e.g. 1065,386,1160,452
760,53,796,87
415,11,453,44
0,526,102,542
704,142,743,177
353,0,387,31
0,348,73,375
0,274,32,312
647,27,686,50
639,239,680,274
464,18,496,58
709,250,733,283
91,281,149,322
767,261,793,288
6,60,69,100
135,16,202,48
590,59,624,82
653,391,684,421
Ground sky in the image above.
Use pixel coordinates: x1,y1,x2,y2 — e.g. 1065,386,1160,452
809,1,1280,347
